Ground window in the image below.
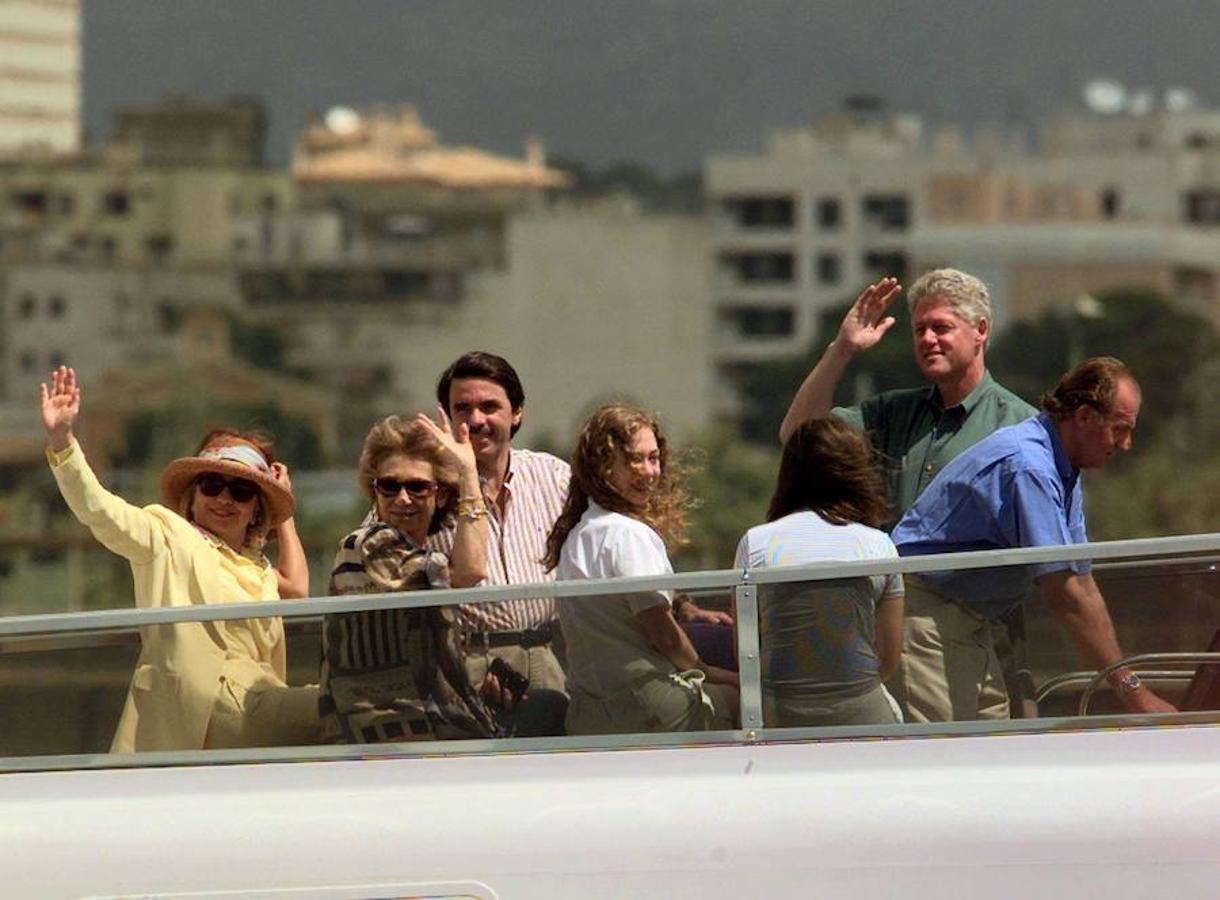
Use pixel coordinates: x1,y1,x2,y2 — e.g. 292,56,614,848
863,250,908,284
1183,190,1220,225
18,293,36,319
19,350,35,372
58,193,76,216
48,351,64,369
816,197,841,230
816,252,841,285
1099,188,1120,219
723,195,795,229
145,234,175,263
102,191,130,217
158,301,181,332
723,251,795,284
725,305,795,338
862,194,910,230
47,296,66,319
99,236,117,262
11,191,47,214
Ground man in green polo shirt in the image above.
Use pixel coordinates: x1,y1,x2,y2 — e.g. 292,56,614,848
779,268,1037,719
780,268,1036,521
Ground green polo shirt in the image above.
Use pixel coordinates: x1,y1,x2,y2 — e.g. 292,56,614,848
833,370,1037,521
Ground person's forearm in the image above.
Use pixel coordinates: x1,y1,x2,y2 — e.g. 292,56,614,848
448,518,488,587
778,340,855,444
448,472,488,588
48,426,73,453
273,517,310,598
1042,573,1125,672
704,664,740,688
639,605,702,671
657,629,700,672
1043,572,1176,713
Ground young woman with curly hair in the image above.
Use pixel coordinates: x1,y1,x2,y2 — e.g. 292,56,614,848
735,417,904,727
543,404,738,735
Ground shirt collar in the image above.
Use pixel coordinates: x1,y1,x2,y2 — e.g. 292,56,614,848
927,369,995,414
193,523,266,565
1036,412,1079,486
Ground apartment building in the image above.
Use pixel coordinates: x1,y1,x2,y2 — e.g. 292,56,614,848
706,102,1220,394
0,0,80,156
236,105,711,453
706,104,957,372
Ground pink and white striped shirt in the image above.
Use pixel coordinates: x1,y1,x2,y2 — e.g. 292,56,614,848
428,448,570,632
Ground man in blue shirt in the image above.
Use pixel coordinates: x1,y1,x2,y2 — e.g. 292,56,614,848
891,356,1175,722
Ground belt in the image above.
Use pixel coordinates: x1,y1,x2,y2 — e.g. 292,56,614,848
465,622,553,651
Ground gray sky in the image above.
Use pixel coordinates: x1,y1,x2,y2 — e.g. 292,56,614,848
83,0,1220,173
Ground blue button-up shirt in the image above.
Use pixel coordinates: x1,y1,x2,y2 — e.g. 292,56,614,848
891,413,1089,619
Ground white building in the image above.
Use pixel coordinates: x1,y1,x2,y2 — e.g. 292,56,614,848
705,102,1220,391
0,0,80,157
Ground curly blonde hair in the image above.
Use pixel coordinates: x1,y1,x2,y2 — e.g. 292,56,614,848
544,404,692,570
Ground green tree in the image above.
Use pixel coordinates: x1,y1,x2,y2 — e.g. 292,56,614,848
989,288,1219,449
676,426,780,570
226,311,288,373
119,403,323,471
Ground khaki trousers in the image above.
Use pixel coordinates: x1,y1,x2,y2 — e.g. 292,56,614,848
566,671,736,735
204,677,322,749
888,577,1010,723
463,643,567,694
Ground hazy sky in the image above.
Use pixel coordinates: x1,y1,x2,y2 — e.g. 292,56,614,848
83,0,1220,173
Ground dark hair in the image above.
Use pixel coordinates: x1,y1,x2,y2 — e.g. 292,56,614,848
543,404,691,571
766,418,890,529
436,351,525,437
1041,356,1137,422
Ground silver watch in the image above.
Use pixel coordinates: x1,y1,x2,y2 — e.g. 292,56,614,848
1116,671,1143,695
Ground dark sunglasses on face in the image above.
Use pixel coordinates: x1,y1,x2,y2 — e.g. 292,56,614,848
196,474,260,504
373,477,439,499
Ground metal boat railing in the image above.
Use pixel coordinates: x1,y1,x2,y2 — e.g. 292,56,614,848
0,533,1217,772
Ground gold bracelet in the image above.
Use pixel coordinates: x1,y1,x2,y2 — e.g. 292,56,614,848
456,497,488,521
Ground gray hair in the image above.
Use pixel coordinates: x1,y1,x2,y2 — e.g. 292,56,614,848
906,268,992,329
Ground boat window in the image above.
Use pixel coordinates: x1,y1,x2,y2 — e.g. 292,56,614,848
0,536,1216,772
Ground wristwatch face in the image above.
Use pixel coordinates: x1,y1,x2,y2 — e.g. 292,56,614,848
1118,672,1142,694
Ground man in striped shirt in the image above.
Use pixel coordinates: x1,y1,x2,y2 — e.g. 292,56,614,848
429,351,570,699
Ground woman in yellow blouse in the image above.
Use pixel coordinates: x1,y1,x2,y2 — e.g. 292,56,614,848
41,366,319,753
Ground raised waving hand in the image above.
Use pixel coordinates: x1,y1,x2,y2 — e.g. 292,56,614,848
40,365,80,451
833,277,902,357
778,277,905,443
417,406,478,481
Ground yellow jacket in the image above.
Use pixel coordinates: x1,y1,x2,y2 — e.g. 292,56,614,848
49,441,289,753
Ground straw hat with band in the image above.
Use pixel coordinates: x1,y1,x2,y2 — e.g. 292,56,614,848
160,440,295,529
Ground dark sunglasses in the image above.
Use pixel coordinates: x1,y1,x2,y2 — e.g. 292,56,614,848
373,477,439,499
196,474,259,504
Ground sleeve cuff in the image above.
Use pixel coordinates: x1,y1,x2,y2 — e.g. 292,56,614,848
45,439,77,468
